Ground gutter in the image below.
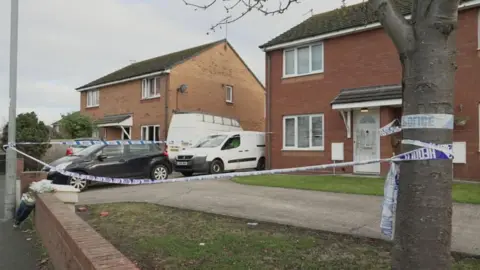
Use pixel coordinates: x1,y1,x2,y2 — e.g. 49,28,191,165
76,69,171,91
266,53,272,170
261,0,480,52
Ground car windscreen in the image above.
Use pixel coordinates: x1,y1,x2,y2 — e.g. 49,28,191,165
74,145,104,156
193,135,228,148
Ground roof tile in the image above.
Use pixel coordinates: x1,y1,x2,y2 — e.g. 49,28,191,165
77,39,225,90
260,0,473,48
94,113,132,125
331,84,401,105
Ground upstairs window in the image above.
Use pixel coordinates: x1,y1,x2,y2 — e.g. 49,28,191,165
86,90,99,108
225,85,233,103
283,42,324,77
142,77,161,99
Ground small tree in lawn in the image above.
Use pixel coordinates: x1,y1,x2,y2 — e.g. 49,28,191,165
1,112,51,170
184,0,460,269
59,111,95,139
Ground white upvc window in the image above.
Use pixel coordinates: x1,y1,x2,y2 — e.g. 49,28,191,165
142,77,161,99
121,127,132,140
225,85,233,103
92,128,100,138
86,90,99,108
283,42,324,77
141,125,160,142
283,114,325,150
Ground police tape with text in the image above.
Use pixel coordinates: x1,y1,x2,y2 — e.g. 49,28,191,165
4,141,453,186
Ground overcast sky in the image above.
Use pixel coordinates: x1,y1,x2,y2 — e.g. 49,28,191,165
0,0,361,126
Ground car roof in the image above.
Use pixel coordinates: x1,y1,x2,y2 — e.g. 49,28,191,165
209,131,263,136
74,137,101,141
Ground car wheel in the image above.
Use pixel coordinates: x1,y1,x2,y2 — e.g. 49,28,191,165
256,157,266,171
151,164,169,181
209,159,224,174
69,176,89,192
181,172,194,177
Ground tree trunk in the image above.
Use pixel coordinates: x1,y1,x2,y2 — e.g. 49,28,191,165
369,0,459,269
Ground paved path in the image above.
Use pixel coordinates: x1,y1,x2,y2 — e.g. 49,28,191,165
0,221,40,270
0,175,39,270
80,179,480,255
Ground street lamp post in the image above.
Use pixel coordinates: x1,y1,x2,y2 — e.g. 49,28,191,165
3,0,19,221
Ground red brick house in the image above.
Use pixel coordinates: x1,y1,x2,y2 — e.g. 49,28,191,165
77,39,265,141
260,0,480,180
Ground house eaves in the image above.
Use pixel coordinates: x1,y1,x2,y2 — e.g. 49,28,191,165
260,0,480,52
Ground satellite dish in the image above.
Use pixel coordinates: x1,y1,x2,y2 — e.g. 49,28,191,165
178,84,188,93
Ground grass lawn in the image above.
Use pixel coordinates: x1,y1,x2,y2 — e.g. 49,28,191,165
83,202,480,270
232,175,480,204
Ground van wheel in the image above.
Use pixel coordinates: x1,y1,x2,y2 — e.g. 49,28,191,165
209,159,224,174
256,157,266,171
181,172,193,177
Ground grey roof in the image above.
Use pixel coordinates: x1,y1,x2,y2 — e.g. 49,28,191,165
77,40,225,90
331,84,402,105
94,113,132,125
259,0,475,49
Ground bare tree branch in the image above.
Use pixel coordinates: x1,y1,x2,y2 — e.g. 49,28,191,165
184,0,301,33
182,0,218,9
368,0,414,53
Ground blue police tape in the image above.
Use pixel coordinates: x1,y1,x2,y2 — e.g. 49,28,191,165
7,139,166,147
6,144,453,186
379,119,401,137
380,114,454,137
380,162,399,239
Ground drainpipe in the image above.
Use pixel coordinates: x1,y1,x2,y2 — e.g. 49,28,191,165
164,75,170,141
266,54,272,170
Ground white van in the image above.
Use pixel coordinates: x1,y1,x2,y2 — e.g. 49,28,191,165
166,112,243,160
173,131,265,176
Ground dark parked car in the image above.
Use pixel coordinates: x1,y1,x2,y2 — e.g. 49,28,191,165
42,143,172,191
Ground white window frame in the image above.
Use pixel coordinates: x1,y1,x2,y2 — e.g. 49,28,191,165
478,9,480,50
142,77,161,99
121,127,132,140
86,90,99,108
225,85,233,103
282,114,325,151
478,103,480,152
141,125,160,141
283,42,324,78
92,128,100,138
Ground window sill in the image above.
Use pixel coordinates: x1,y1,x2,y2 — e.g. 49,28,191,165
141,96,161,101
282,147,324,152
226,100,233,104
86,105,99,109
282,70,324,79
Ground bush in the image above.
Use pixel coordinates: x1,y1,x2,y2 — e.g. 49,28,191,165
59,111,94,139
1,112,51,171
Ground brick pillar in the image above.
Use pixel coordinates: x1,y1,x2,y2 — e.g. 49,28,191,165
20,171,48,193
16,158,24,176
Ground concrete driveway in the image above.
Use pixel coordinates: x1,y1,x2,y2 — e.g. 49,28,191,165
80,178,480,255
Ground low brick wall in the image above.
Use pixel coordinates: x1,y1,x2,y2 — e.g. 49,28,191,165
34,194,139,269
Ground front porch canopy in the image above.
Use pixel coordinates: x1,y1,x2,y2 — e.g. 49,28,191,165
330,84,402,138
94,113,133,139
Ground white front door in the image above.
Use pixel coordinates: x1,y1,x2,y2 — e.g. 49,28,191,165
353,109,381,174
